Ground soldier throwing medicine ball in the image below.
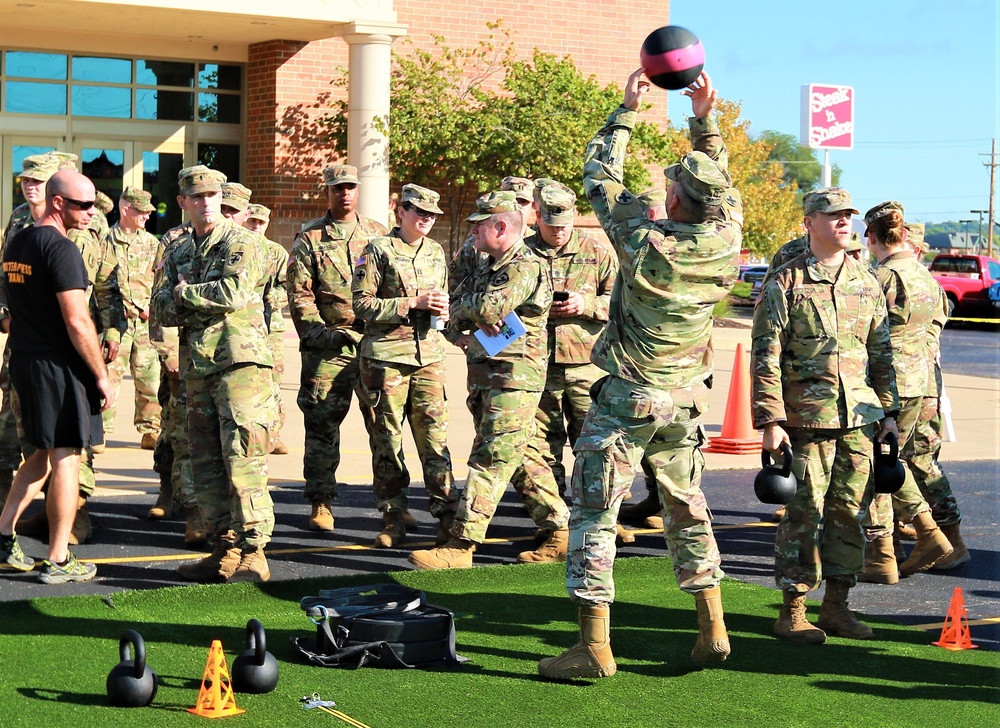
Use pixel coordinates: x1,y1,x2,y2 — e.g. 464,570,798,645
352,184,459,548
539,70,738,681
751,188,900,645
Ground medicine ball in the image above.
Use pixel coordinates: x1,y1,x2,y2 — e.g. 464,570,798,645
639,26,705,90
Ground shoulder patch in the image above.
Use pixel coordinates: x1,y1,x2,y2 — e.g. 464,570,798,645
228,250,244,267
355,268,366,281
491,271,510,287
355,254,367,267
617,190,634,204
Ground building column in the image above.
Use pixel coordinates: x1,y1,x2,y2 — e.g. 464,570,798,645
343,21,407,228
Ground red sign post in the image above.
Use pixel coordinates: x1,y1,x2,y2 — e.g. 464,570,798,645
801,84,855,150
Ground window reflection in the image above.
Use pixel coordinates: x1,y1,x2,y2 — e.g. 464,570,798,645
72,56,131,84
198,64,241,90
142,151,184,235
198,143,240,183
73,85,131,118
5,81,67,114
136,60,194,88
198,92,240,124
82,148,125,214
136,89,194,121
5,51,67,80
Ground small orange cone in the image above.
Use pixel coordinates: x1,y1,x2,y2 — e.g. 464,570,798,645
706,343,762,454
932,587,978,651
188,640,246,718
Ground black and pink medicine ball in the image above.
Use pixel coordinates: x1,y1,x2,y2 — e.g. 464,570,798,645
639,26,705,90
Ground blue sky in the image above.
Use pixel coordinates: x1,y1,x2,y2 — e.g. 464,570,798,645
665,0,999,227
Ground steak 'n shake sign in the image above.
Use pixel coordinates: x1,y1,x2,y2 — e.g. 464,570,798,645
801,84,854,150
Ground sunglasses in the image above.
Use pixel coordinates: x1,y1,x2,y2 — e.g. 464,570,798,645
405,205,438,219
60,196,96,210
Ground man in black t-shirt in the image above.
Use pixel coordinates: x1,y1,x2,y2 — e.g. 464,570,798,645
0,170,114,585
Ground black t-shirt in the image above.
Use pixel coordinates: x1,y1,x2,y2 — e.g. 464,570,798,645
3,224,89,354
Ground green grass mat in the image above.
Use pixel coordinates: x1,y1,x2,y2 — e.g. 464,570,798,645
0,557,996,727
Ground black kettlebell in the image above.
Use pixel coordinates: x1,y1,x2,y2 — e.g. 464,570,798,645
754,442,797,505
231,619,279,694
873,431,905,494
106,629,158,707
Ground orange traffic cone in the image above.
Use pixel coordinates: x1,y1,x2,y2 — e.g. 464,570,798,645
706,343,762,454
932,587,978,651
188,640,246,718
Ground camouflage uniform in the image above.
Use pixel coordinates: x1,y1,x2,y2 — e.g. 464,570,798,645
567,109,739,604
752,249,899,592
287,209,387,502
262,237,289,445
447,192,568,544
513,192,617,493
352,211,457,518
102,222,162,436
151,213,273,552
864,248,947,538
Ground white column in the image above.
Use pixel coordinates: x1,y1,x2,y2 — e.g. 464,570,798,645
343,22,406,228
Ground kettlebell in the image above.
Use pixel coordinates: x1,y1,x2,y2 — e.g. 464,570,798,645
231,619,279,694
106,629,158,707
873,431,905,494
754,442,797,505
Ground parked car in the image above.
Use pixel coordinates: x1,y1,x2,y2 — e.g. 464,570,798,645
929,254,1000,317
740,264,769,303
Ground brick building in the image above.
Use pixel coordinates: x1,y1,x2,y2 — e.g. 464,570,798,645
1,0,669,244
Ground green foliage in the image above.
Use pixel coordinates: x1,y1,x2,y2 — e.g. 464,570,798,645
730,281,752,299
759,130,842,195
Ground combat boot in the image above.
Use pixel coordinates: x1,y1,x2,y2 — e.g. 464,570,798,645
184,506,208,547
615,523,636,545
772,505,787,523
402,510,419,529
68,496,92,545
0,469,12,507
618,493,660,523
435,511,456,546
691,586,731,664
147,472,174,520
816,579,873,639
644,514,664,530
269,439,289,455
858,536,899,584
518,528,568,563
140,433,157,451
773,591,826,644
899,511,953,576
892,529,904,562
308,498,334,531
374,511,406,549
177,544,241,582
228,549,270,583
930,522,971,570
538,604,617,680
408,537,474,570
896,519,917,541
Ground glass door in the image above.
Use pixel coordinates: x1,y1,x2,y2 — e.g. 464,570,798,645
137,141,185,236
75,139,133,229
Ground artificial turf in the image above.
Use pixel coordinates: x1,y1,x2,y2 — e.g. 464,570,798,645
0,557,996,727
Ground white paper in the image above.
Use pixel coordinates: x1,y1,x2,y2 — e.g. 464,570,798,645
474,311,526,357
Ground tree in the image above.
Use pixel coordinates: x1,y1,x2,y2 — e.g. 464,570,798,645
759,130,842,195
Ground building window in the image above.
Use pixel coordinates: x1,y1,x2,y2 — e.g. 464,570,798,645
198,143,240,183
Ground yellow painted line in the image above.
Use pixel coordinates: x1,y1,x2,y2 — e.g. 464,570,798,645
949,317,1000,323
911,616,1000,631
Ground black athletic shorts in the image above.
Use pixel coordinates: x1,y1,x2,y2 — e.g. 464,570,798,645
9,350,103,450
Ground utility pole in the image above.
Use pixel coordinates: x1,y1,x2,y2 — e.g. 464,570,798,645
971,209,987,253
982,139,997,257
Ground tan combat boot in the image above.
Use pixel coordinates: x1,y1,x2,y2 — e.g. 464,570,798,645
816,579,873,639
147,472,173,520
518,528,568,563
68,496,92,545
269,439,289,455
184,506,208,547
538,604,617,680
773,591,827,644
408,537,474,570
229,549,271,583
899,511,953,576
177,544,241,583
772,505,787,523
858,536,899,584
374,511,406,549
691,586,731,663
308,498,334,531
644,514,664,530
896,519,917,541
930,522,970,570
618,493,660,523
140,432,157,451
615,522,636,544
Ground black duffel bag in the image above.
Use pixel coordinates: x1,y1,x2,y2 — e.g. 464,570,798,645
291,583,468,669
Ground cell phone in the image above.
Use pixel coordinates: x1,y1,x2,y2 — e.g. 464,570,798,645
553,291,570,302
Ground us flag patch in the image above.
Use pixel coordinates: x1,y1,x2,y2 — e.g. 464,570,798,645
355,255,367,267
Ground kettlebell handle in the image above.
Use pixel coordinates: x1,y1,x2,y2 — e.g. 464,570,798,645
119,629,146,680
246,619,266,666
881,431,898,462
760,442,794,478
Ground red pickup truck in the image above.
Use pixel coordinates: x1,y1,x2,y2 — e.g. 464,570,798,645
929,254,1000,317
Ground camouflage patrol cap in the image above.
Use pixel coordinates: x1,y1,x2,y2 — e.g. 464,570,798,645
180,168,226,196
636,188,667,209
19,154,59,181
247,204,271,222
532,179,574,205
50,151,79,171
221,182,253,211
500,176,533,203
120,186,154,213
466,190,519,222
905,221,926,251
95,190,115,214
401,183,444,214
803,187,858,216
663,151,732,206
846,232,863,253
864,200,904,227
177,164,211,182
323,164,359,186
539,185,576,225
